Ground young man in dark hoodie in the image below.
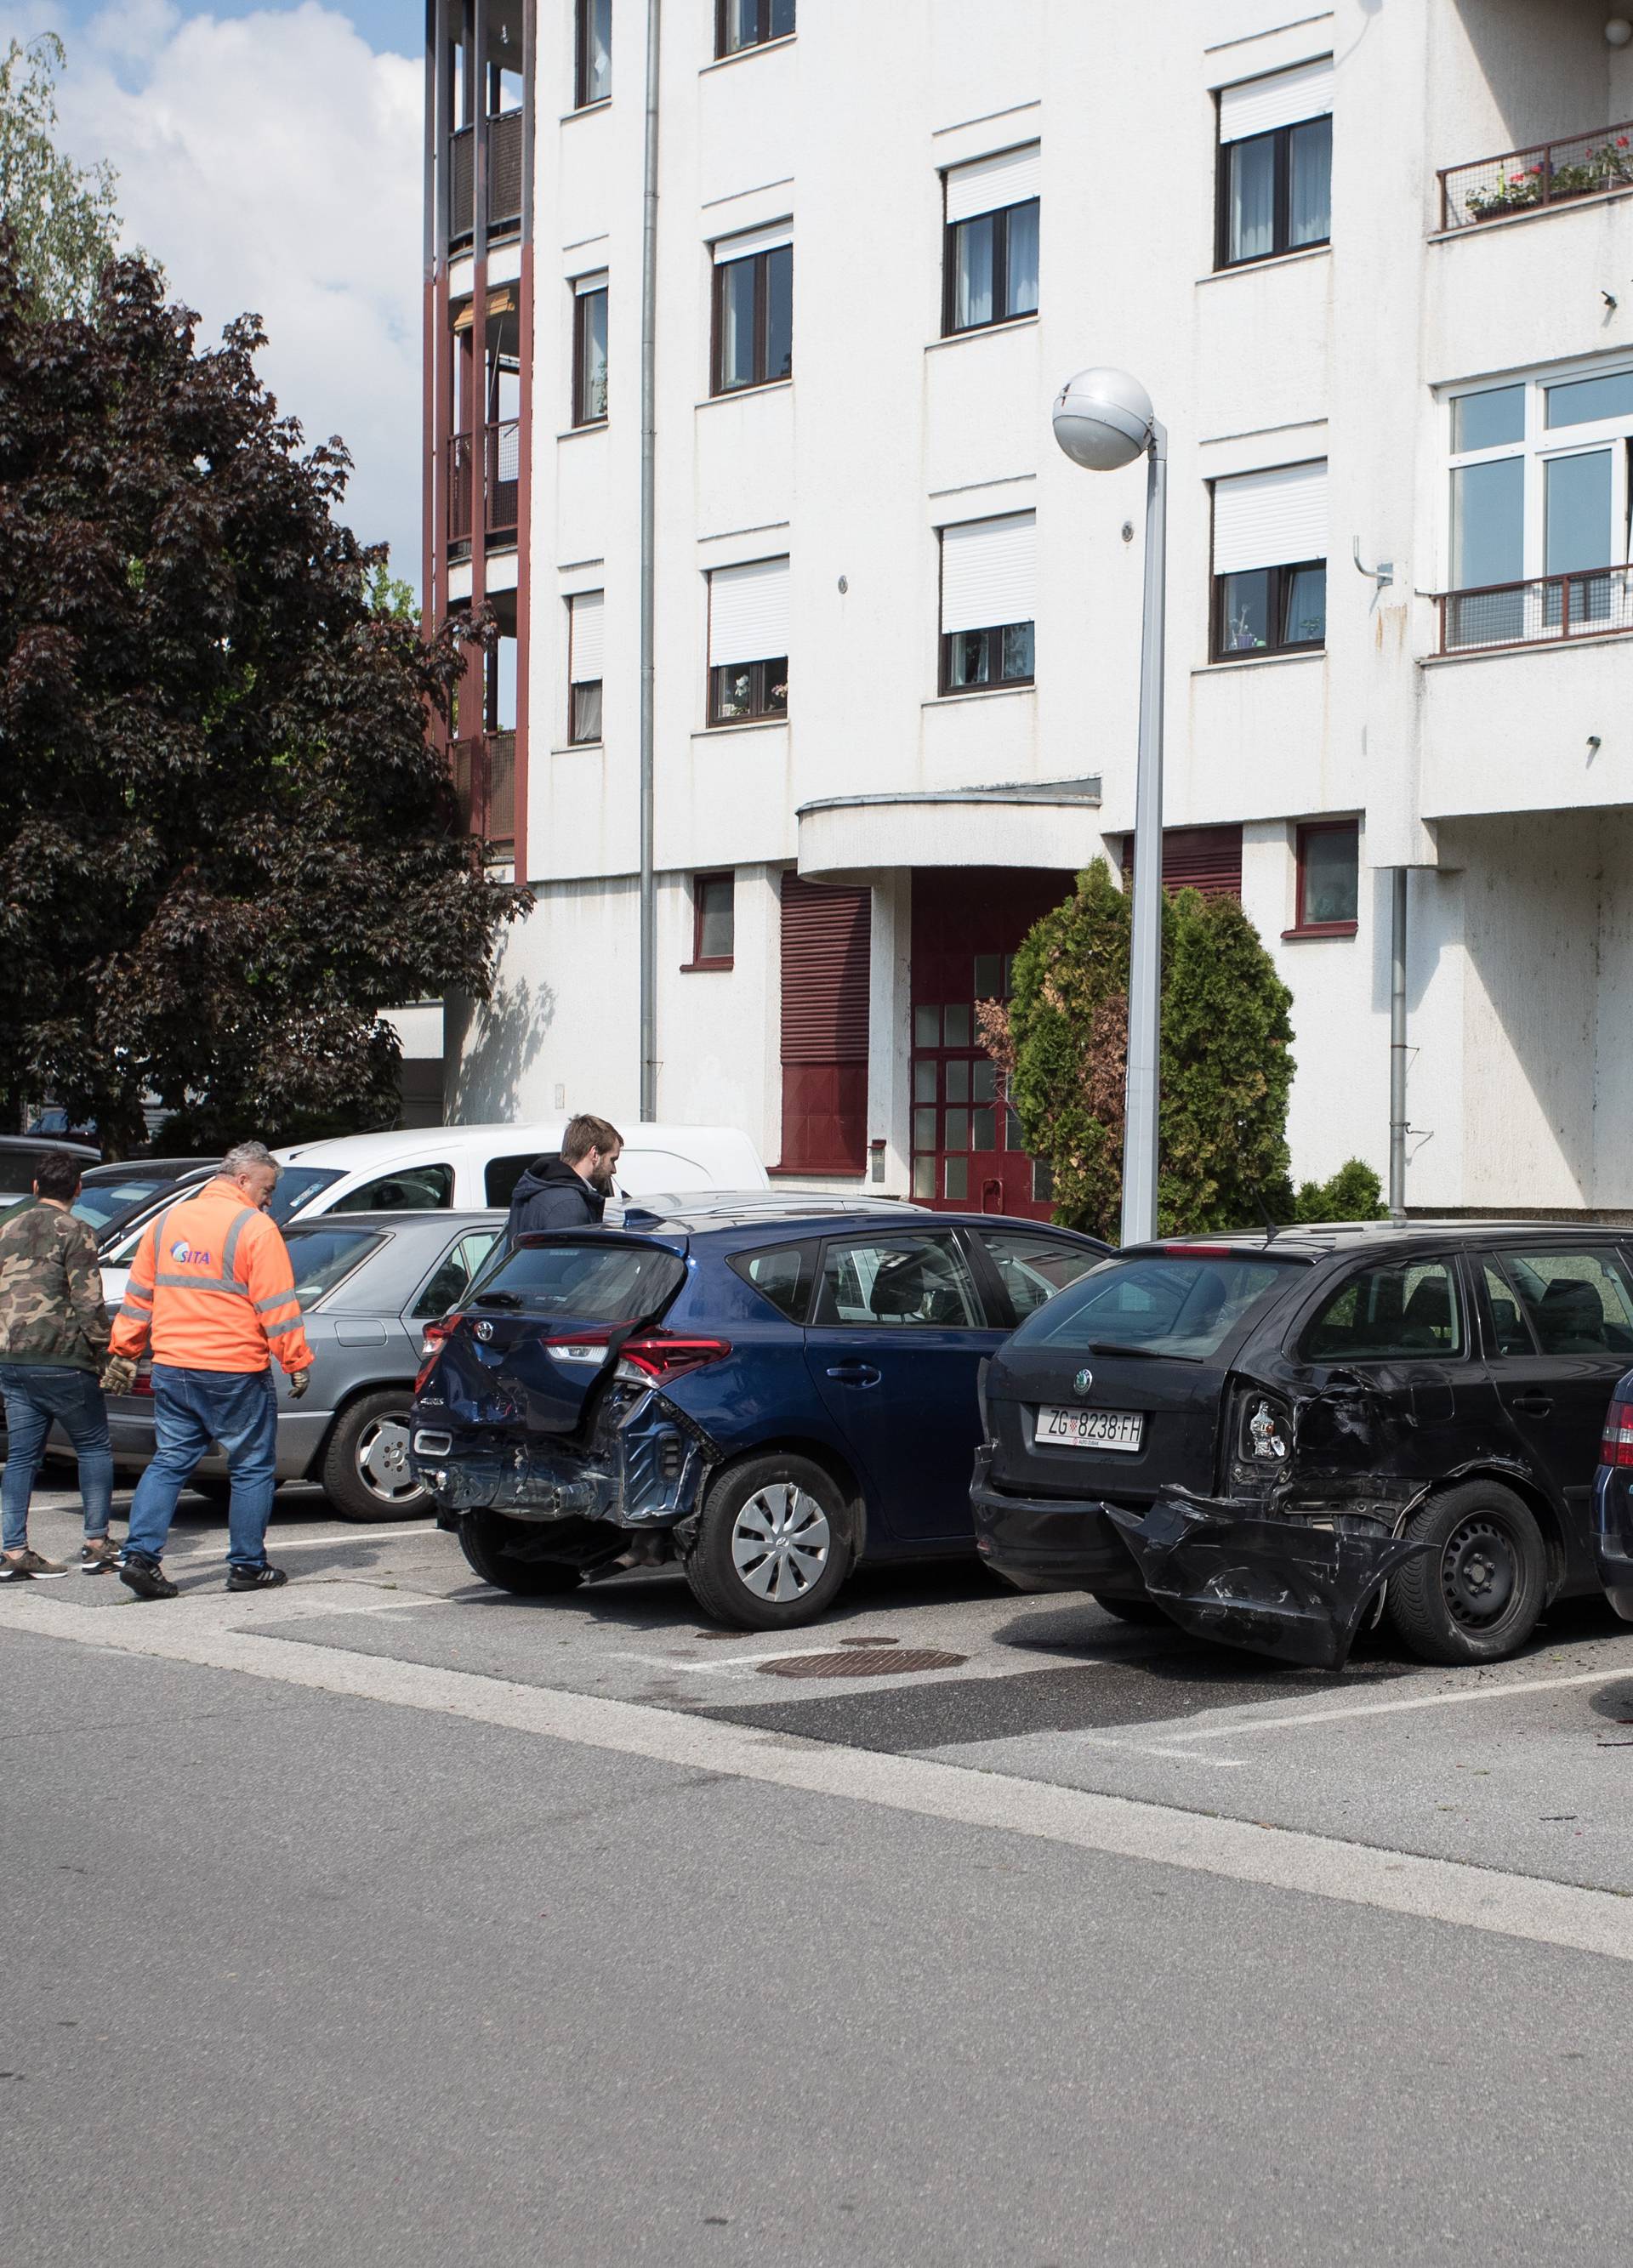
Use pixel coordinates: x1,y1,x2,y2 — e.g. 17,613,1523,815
505,1114,623,1244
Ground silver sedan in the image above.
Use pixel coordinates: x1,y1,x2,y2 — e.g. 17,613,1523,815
102,1210,505,1521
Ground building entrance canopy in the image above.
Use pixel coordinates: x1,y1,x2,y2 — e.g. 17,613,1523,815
795,779,1104,884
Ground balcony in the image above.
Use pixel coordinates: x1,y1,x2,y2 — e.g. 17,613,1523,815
449,109,524,243
1439,121,1633,230
447,420,521,549
1436,566,1633,656
452,731,515,848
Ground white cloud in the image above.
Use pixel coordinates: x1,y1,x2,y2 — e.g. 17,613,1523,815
5,1,422,582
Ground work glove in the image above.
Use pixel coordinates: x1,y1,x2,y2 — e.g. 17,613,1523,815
100,1356,137,1396
287,1367,311,1401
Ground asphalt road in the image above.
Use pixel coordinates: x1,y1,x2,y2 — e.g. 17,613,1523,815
8,1480,1633,2265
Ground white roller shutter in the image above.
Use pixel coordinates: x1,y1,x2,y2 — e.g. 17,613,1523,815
1218,58,1334,143
713,219,793,264
569,589,604,683
945,144,1041,225
572,268,608,296
708,558,790,666
1212,463,1328,573
941,512,1036,634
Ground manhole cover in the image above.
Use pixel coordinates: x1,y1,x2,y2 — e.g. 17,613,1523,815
757,1648,967,1680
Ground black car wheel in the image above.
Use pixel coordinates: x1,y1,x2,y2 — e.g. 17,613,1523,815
458,1511,585,1596
684,1453,855,1630
1385,1481,1547,1664
320,1391,430,1523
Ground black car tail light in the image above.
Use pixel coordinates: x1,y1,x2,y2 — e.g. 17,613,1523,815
1239,1390,1294,1465
1602,1400,1633,1468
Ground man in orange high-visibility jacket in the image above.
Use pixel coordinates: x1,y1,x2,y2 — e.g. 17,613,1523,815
105,1141,314,1599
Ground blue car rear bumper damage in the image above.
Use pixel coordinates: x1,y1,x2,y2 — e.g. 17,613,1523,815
412,1383,720,1536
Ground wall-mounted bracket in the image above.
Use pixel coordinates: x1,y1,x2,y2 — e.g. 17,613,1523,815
1352,536,1394,591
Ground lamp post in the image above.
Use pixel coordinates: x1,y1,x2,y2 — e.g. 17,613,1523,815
1052,367,1167,1248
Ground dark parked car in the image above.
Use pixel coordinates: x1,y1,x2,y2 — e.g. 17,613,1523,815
411,1197,1107,1627
972,1223,1633,1670
72,1157,214,1242
1593,1367,1633,1622
0,1134,100,1213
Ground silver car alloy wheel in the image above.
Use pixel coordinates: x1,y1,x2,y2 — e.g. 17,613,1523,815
731,1482,831,1603
356,1413,423,1506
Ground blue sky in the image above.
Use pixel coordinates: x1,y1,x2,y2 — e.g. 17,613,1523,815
8,2,424,579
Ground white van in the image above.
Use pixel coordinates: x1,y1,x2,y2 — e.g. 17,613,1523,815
98,1122,767,1305
267,1121,767,1220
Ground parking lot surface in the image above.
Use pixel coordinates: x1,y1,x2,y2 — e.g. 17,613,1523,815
9,1481,1633,2264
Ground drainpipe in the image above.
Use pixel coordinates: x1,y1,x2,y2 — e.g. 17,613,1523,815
637,0,663,1119
1388,867,1408,1218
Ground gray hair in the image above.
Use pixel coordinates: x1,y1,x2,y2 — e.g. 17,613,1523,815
221,1140,277,1177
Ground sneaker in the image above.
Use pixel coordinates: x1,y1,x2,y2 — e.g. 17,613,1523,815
0,1548,71,1582
119,1553,179,1601
226,1562,288,1593
79,1539,125,1573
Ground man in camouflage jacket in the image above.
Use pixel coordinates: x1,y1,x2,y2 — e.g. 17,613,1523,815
0,1150,117,1578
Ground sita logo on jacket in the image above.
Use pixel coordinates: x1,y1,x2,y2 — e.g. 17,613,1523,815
170,1240,213,1267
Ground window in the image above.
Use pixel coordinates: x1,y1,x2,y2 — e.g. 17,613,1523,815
282,1229,388,1307
328,1164,455,1214
727,1241,816,1322
942,145,1039,335
814,1233,984,1328
1444,366,1633,648
568,589,604,742
939,512,1035,691
483,1153,543,1208
1303,1259,1464,1362
1216,58,1332,267
712,225,792,393
1015,1253,1294,1359
689,873,735,968
412,1231,501,1321
1291,820,1359,935
975,1229,1101,1321
716,0,794,57
1211,462,1327,659
1492,1248,1633,1356
1123,823,1244,901
575,0,612,107
780,873,869,1172
708,556,788,723
572,275,607,426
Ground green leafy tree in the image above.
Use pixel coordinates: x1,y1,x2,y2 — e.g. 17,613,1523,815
1289,1157,1388,1223
998,858,1295,1240
0,36,120,320
0,251,526,1155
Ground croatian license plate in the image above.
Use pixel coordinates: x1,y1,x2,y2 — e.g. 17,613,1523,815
1036,1406,1145,1452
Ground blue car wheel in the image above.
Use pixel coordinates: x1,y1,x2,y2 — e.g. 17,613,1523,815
684,1453,856,1631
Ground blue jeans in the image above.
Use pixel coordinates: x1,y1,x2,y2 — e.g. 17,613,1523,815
125,1366,278,1572
0,1366,114,1553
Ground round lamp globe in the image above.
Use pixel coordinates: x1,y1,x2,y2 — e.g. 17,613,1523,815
1052,367,1157,472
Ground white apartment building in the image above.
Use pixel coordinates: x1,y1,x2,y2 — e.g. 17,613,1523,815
422,0,1633,1221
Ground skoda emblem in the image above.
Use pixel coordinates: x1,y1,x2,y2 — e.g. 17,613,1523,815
474,1320,494,1344
1073,1367,1094,1397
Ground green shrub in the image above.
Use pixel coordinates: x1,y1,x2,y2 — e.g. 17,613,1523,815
1288,1157,1388,1224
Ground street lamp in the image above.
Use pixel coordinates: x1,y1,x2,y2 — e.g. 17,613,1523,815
1052,367,1168,1248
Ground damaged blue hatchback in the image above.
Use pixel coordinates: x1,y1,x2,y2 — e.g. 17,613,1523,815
409,1197,1105,1628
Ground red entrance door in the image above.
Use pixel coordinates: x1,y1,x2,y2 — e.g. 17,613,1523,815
909,868,1069,1221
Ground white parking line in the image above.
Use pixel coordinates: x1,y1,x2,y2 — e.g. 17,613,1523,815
11,1593,1633,1964
172,1526,434,1561
1148,1664,1627,1746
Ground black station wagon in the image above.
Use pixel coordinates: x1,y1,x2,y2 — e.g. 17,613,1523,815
971,1223,1633,1669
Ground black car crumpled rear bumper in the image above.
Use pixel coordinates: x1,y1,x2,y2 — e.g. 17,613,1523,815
413,1383,719,1536
972,1448,1430,1669
1103,1492,1431,1669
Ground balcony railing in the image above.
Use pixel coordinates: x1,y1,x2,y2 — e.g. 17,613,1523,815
1439,120,1633,229
449,109,524,242
452,731,516,846
1437,566,1633,655
447,420,521,545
